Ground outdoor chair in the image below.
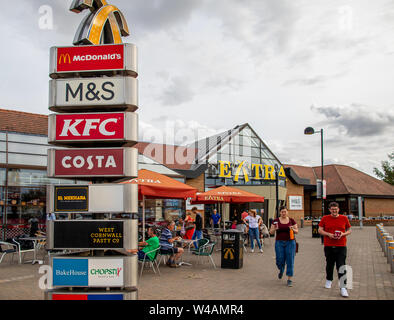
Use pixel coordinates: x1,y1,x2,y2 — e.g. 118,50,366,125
138,246,161,279
12,237,35,264
189,238,209,253
0,241,18,264
192,242,217,268
158,249,174,267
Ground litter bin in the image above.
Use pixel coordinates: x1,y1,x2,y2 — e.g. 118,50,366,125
221,229,243,269
312,219,320,238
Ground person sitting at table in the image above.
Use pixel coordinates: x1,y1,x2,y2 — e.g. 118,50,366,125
159,221,184,268
127,226,160,261
231,219,238,229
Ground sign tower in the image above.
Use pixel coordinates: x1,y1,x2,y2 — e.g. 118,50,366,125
45,0,139,300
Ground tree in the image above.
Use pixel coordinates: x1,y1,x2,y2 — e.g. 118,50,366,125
374,152,394,185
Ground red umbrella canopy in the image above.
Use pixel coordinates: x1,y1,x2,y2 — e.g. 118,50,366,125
191,185,264,204
120,169,197,199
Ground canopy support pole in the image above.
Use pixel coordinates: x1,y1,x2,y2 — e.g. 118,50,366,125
142,195,146,242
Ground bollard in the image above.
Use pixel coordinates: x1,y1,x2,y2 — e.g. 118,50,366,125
387,246,394,265
381,233,389,249
385,240,394,258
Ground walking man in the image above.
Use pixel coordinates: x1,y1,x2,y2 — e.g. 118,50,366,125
318,202,352,297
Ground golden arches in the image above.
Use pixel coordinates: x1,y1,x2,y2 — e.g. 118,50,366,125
71,0,130,45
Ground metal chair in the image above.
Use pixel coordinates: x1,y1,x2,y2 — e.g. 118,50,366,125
0,241,18,264
12,238,35,264
192,242,217,268
190,238,209,253
138,246,161,279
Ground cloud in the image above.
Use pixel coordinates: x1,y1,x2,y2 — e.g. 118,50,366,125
283,70,348,87
311,104,394,137
159,76,195,106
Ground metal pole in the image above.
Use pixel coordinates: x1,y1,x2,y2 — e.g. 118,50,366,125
2,130,9,241
275,170,279,218
321,129,324,216
358,196,363,229
142,195,145,242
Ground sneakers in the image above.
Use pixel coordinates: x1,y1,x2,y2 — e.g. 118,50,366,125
169,263,180,268
251,249,254,253
340,288,349,297
325,280,332,289
287,280,293,287
278,272,283,279
259,248,263,253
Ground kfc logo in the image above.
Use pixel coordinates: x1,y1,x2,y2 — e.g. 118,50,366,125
59,118,118,137
52,113,125,141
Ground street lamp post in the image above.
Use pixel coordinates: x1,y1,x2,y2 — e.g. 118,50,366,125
274,164,279,219
304,127,325,217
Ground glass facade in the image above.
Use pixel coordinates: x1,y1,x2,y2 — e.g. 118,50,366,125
0,131,85,240
204,125,285,189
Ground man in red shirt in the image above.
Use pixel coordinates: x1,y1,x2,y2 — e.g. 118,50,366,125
318,202,352,297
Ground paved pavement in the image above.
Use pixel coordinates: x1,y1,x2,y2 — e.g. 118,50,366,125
0,226,393,300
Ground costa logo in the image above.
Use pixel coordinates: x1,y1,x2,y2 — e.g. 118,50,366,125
47,148,138,178
48,112,138,146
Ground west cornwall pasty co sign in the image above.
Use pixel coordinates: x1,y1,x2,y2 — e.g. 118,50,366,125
209,161,286,182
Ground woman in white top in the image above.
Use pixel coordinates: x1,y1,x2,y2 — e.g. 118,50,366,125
243,209,263,253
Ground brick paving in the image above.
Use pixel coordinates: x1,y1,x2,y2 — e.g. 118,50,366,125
0,225,393,300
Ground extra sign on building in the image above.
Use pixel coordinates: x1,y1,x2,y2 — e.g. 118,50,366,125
49,44,137,79
47,147,138,178
48,112,138,147
49,77,138,112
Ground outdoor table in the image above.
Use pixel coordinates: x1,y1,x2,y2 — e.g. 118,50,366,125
20,236,46,264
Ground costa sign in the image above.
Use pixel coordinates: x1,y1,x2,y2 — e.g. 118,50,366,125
49,44,137,79
47,147,138,178
49,77,138,112
48,112,138,146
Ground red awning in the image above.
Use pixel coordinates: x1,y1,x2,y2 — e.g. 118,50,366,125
190,185,264,204
120,169,197,200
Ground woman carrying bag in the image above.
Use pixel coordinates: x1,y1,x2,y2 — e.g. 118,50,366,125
270,206,298,287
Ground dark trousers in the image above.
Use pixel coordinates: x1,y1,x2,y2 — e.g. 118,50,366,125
324,246,347,281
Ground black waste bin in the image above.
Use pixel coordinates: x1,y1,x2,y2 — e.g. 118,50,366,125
312,219,320,238
221,229,243,269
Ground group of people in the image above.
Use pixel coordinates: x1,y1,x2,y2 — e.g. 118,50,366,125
268,202,352,297
129,202,352,297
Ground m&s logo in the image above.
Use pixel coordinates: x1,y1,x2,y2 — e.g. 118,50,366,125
58,53,71,65
70,0,130,45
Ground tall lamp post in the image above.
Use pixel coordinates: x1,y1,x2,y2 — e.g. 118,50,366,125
304,127,325,217
274,164,279,219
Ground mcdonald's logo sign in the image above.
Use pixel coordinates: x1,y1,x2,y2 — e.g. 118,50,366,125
58,54,71,65
70,0,130,45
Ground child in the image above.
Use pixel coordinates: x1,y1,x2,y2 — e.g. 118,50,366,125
231,219,237,229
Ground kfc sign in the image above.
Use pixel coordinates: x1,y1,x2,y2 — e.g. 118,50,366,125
47,148,138,178
49,44,137,78
48,112,138,146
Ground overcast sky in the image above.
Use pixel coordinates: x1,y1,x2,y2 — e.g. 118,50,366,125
0,0,393,177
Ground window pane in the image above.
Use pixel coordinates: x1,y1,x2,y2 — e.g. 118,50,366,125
7,133,47,144
251,147,260,158
8,142,49,155
8,154,47,166
241,127,252,137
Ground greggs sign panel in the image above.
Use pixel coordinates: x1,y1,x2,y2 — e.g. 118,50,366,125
48,112,138,146
50,44,137,78
47,148,138,178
